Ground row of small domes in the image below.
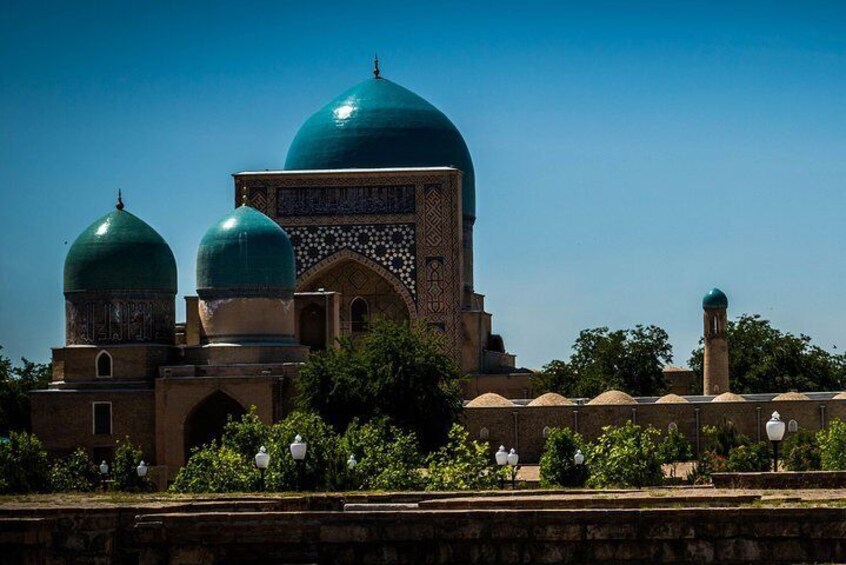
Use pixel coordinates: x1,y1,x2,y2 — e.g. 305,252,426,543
64,203,295,295
467,390,835,407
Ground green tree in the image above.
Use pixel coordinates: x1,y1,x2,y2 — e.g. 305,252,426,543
0,347,51,434
587,422,664,488
783,429,821,471
221,406,270,461
688,314,846,394
817,419,846,471
297,318,463,451
539,427,588,487
111,438,144,492
48,448,100,492
171,442,258,493
0,431,49,494
726,442,771,472
264,411,341,491
535,325,673,398
425,424,500,491
340,419,425,491
658,427,693,478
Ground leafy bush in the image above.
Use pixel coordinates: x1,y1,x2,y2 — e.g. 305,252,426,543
539,427,588,487
110,438,144,492
726,442,771,472
658,427,693,478
264,411,341,491
701,421,743,457
171,442,258,493
221,406,270,460
340,419,424,491
818,418,846,471
425,424,499,491
689,450,728,485
587,422,663,488
0,431,48,494
784,429,821,471
48,448,99,492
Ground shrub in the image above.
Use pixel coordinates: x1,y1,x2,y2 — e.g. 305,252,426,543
688,450,728,485
818,418,846,471
658,427,693,478
539,427,588,487
340,419,424,491
587,422,663,488
0,431,48,494
221,406,270,461
784,429,821,471
425,424,499,490
264,411,340,491
701,421,743,457
111,438,144,492
48,448,99,492
171,442,258,493
726,442,771,472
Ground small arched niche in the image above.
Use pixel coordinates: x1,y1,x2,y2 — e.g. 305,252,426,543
95,350,112,378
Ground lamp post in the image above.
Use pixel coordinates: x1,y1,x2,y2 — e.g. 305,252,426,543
99,460,109,492
254,446,270,491
766,411,786,472
495,445,508,489
507,448,520,489
574,449,585,466
347,454,357,471
290,435,307,490
136,460,148,491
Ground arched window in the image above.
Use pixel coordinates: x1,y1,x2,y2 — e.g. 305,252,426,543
350,297,369,333
542,426,551,438
668,422,679,433
479,427,489,440
96,351,112,378
788,420,799,433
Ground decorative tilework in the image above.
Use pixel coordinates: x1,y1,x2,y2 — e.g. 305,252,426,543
286,224,417,297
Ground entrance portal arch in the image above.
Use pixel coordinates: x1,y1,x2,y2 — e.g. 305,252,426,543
183,391,245,460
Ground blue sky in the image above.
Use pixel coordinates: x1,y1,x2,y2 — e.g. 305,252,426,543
1,1,844,369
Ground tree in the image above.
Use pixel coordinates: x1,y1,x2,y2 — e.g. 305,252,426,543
587,422,664,488
688,314,846,394
297,318,463,451
171,442,258,493
539,427,588,487
48,448,100,492
534,325,673,398
658,427,693,478
425,424,500,491
0,431,49,494
0,346,51,434
818,419,846,471
783,429,821,471
111,438,145,492
340,419,425,491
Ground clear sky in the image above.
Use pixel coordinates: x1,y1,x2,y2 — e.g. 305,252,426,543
1,1,844,369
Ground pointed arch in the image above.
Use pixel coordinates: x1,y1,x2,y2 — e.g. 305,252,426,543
183,390,246,460
298,249,418,318
95,350,112,378
350,296,370,333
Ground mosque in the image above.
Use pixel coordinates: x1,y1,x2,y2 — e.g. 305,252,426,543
31,63,846,478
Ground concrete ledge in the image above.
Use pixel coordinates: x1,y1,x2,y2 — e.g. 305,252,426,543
713,471,846,489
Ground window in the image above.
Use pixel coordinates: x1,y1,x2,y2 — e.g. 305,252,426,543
542,426,551,438
479,427,489,440
350,297,369,333
668,422,679,432
788,419,799,433
96,350,112,378
92,402,112,435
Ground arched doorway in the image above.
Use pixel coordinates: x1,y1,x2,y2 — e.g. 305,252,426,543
299,302,326,350
350,297,369,333
183,391,245,460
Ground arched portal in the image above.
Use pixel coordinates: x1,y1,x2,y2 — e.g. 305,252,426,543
183,391,245,460
299,303,327,350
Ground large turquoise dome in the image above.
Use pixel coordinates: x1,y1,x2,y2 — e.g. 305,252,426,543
285,76,476,218
64,206,176,293
197,205,296,294
703,288,728,309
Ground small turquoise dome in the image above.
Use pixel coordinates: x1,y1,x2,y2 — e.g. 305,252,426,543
64,206,176,293
197,205,296,293
703,288,728,309
285,77,476,218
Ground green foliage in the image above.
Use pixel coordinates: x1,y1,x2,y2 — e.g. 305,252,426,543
111,438,144,492
701,421,743,457
688,314,846,394
264,411,342,491
689,450,728,485
726,442,771,472
535,325,672,398
425,424,500,491
340,419,425,491
221,406,270,460
0,431,48,494
818,418,846,471
658,427,693,478
170,442,258,493
48,448,99,492
539,427,588,487
783,429,821,471
297,318,463,451
0,346,51,434
587,421,664,488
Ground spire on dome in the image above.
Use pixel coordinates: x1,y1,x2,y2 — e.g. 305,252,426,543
116,189,124,210
373,53,381,79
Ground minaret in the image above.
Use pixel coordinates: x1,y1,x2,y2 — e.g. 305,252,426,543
702,288,730,395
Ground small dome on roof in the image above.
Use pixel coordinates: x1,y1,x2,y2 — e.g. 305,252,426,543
64,202,176,293
703,288,728,309
197,206,296,295
712,392,746,402
834,392,846,400
466,393,514,408
528,392,574,407
773,391,810,401
588,390,637,406
655,394,689,404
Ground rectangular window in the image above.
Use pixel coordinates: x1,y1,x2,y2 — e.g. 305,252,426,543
92,402,112,435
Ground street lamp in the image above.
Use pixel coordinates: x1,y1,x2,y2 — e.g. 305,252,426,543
347,454,357,471
574,449,585,466
99,460,109,492
766,411,786,472
290,435,307,490
136,460,148,491
254,446,270,491
495,446,508,489
507,448,520,489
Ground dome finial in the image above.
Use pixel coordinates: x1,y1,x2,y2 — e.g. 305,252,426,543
373,53,380,79
116,189,124,211
241,185,248,207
